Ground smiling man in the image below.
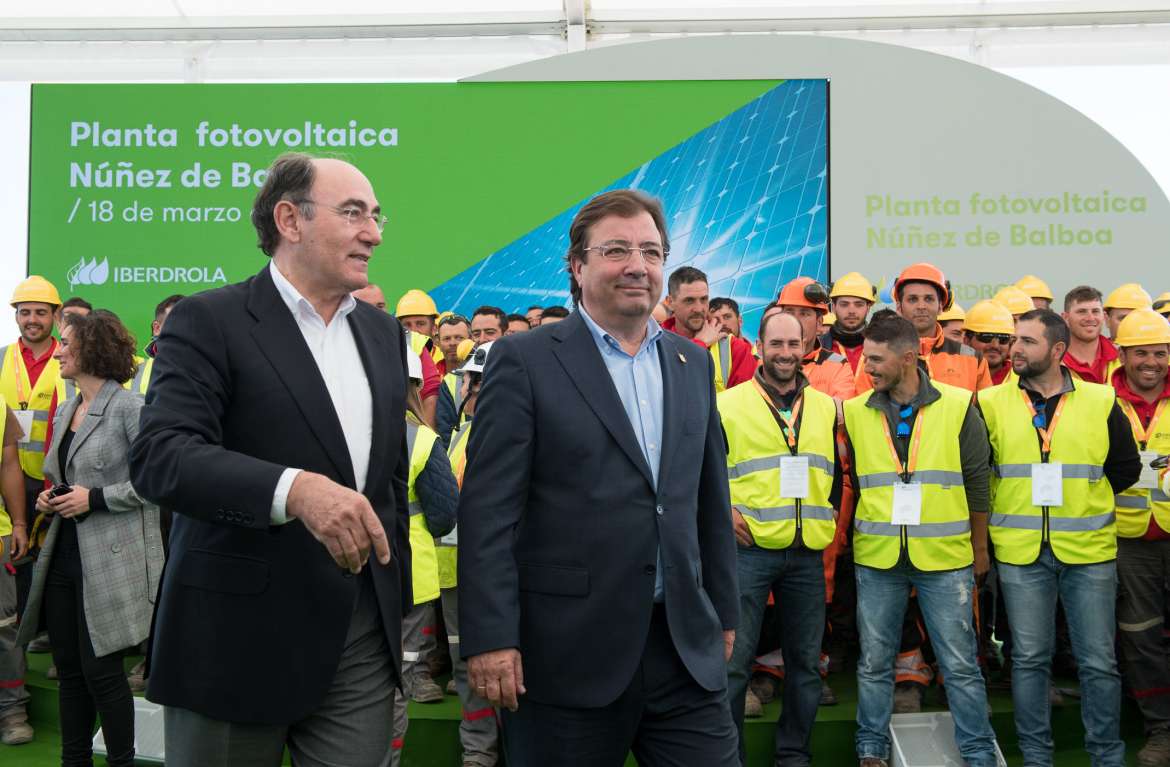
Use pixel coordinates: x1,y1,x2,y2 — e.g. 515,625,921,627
1063,285,1120,384
131,153,413,767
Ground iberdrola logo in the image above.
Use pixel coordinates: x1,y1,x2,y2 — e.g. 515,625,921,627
68,257,110,289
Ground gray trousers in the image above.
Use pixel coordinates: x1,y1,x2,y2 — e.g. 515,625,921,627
1118,536,1170,733
442,587,498,766
164,573,396,767
400,600,435,684
0,534,29,718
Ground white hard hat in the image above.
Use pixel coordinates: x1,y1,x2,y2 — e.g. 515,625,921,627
406,348,423,382
460,341,495,375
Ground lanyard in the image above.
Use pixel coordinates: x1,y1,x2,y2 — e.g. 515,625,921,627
1019,389,1068,456
752,379,803,452
879,406,925,481
10,344,29,410
1119,398,1169,449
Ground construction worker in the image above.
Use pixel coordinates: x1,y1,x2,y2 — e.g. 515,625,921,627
982,307,1139,767
1153,292,1170,319
993,285,1034,321
436,338,475,448
392,350,458,765
397,288,440,339
963,300,1017,386
354,285,442,428
937,302,965,344
1015,275,1055,310
1062,285,1120,384
1109,309,1170,767
710,297,743,339
470,306,506,344
0,403,27,748
130,294,184,396
844,312,999,767
769,277,855,400
824,271,876,374
719,311,844,765
1105,282,1153,340
856,263,992,394
442,342,500,767
0,275,66,746
662,266,756,390
436,314,470,378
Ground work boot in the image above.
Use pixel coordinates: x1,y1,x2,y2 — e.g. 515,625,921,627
819,679,838,706
1138,727,1170,767
744,687,763,718
750,673,777,704
408,673,444,704
26,633,51,653
127,659,146,692
859,758,888,767
0,708,34,746
892,682,922,713
446,678,457,695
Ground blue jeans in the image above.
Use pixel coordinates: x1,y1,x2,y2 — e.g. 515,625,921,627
998,547,1124,767
726,546,824,766
855,562,999,766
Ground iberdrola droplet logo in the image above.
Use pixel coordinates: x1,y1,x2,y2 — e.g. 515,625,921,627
67,257,110,289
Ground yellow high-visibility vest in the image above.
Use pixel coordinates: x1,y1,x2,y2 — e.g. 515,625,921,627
718,381,837,549
406,418,441,604
844,381,974,571
981,377,1117,565
1113,397,1170,539
0,341,65,480
711,336,732,392
128,356,152,395
438,420,472,589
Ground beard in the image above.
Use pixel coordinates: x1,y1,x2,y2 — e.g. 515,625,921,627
1014,355,1052,379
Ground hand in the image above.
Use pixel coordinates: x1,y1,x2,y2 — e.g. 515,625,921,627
9,526,28,560
723,629,736,662
50,485,90,519
731,507,755,548
35,488,54,514
286,472,390,574
695,316,724,347
468,648,526,711
973,547,990,584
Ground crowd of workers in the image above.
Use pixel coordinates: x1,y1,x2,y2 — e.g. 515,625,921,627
0,255,1169,767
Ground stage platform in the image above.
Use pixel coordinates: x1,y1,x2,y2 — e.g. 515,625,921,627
0,652,1148,766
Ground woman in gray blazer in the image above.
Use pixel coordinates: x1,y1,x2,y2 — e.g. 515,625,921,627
16,309,163,767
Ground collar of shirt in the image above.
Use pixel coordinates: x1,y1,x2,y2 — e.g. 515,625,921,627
865,366,939,413
1018,365,1075,398
578,303,663,359
269,262,357,329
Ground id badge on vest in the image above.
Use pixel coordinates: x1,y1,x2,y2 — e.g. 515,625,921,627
440,525,458,546
1138,450,1162,491
13,410,34,442
891,482,922,526
1032,463,1063,507
779,455,809,499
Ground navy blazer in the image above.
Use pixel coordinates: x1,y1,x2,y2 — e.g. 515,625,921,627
129,265,412,725
457,310,738,708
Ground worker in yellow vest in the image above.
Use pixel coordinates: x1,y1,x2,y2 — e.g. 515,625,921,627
390,349,459,765
719,311,844,765
440,341,499,767
396,288,444,362
981,308,1139,767
1108,308,1170,766
435,320,472,448
661,266,756,391
843,312,999,767
1062,285,1121,384
130,294,184,396
1015,275,1054,310
963,300,1018,387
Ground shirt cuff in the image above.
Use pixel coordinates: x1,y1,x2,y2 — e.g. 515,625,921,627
270,468,302,525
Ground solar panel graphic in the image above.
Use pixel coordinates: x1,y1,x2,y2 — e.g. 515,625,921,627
431,80,828,341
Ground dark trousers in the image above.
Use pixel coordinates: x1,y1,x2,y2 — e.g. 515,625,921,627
1118,536,1170,733
45,543,135,767
501,604,738,767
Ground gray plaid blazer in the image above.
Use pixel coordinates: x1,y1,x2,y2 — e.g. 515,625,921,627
16,379,164,657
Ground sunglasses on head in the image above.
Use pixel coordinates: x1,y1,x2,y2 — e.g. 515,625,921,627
896,404,914,438
975,333,1013,344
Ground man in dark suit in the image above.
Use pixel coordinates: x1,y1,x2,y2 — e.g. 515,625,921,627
129,153,411,767
457,189,740,766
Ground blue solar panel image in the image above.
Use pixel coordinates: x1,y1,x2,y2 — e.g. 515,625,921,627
431,80,828,341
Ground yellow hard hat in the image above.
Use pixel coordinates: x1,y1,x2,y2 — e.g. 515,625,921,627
1153,292,1170,317
963,300,1015,335
823,312,837,326
937,302,966,323
395,289,438,319
437,310,454,323
1014,274,1053,301
455,338,475,363
993,285,1034,317
1114,307,1170,348
10,275,61,308
1104,283,1152,311
829,271,876,302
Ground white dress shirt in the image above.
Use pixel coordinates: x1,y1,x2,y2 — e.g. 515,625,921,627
267,261,373,524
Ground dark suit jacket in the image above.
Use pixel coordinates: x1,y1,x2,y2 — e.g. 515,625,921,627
457,310,738,708
129,264,412,725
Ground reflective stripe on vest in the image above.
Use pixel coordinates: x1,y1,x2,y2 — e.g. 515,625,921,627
980,377,1116,565
438,420,472,589
710,336,732,392
843,381,974,571
718,382,838,550
0,342,64,480
1114,397,1170,538
406,419,441,603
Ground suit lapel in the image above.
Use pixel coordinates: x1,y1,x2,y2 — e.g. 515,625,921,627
656,334,689,487
347,305,393,496
66,380,119,466
247,265,356,488
551,313,654,489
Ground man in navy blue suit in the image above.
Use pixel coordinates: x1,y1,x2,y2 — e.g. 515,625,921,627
457,189,740,766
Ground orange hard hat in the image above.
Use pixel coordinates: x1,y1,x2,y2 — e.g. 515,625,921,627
893,263,952,310
777,277,829,313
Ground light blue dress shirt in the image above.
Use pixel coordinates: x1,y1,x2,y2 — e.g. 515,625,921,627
578,304,667,601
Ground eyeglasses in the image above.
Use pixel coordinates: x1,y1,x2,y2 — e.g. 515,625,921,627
974,333,1013,345
583,241,668,266
895,404,915,438
300,199,387,233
